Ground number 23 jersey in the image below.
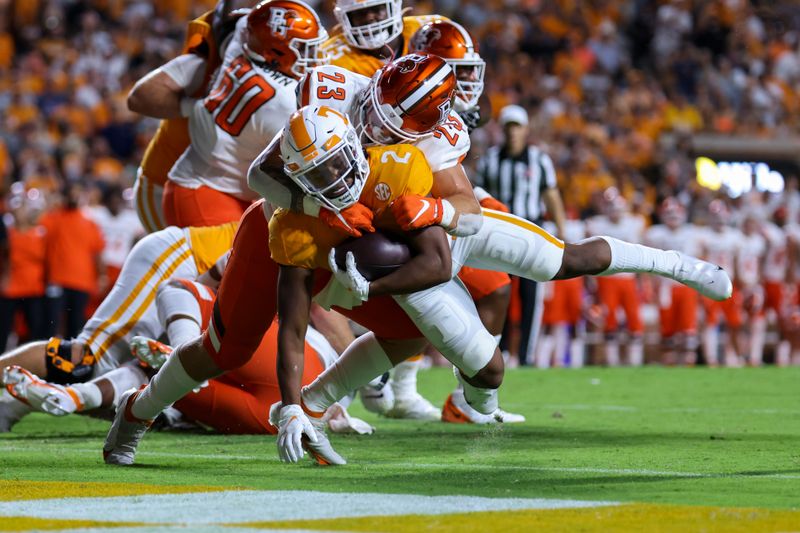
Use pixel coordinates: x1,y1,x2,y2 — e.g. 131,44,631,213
169,16,298,202
269,144,433,270
298,65,470,173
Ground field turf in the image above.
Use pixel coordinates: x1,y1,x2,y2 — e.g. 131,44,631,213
1,366,798,531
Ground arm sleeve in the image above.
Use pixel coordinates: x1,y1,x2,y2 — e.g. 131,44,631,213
159,54,208,95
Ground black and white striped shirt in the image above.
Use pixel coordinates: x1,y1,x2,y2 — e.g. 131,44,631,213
474,145,558,222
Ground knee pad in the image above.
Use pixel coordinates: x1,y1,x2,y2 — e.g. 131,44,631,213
394,280,497,377
44,338,96,384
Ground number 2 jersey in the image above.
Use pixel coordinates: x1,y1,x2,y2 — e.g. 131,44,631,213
298,64,470,174
269,144,433,271
169,16,298,201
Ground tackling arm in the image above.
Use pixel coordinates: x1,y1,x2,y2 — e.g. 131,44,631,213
431,165,483,236
276,265,315,405
127,54,207,119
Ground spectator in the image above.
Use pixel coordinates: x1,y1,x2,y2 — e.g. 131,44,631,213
40,183,105,339
0,192,47,350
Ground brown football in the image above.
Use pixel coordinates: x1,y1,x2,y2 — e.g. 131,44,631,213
334,231,412,281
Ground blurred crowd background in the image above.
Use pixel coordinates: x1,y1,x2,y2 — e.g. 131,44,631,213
1,0,800,366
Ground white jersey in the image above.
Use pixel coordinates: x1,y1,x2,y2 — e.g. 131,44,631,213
762,222,788,283
169,16,298,201
86,206,145,269
587,214,645,279
737,232,766,288
299,65,470,172
698,226,742,274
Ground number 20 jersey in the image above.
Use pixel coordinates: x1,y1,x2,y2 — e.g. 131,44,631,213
169,16,298,202
299,64,470,173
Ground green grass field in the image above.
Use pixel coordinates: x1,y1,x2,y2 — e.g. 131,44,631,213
1,367,799,531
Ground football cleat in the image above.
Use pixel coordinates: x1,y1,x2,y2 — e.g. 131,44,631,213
385,391,441,421
103,388,152,466
668,253,733,302
130,336,172,370
2,365,77,416
359,372,394,415
442,389,525,425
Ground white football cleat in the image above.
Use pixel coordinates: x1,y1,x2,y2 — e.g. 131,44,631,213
385,391,440,421
130,336,172,370
441,389,525,425
359,372,394,415
2,365,77,416
103,388,152,466
668,253,733,302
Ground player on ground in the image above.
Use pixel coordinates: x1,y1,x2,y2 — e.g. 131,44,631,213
586,189,646,366
0,220,236,431
699,200,746,366
130,0,328,228
645,198,702,365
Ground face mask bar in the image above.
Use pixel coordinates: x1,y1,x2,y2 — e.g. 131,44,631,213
289,31,330,78
339,0,403,50
450,59,485,110
357,80,436,145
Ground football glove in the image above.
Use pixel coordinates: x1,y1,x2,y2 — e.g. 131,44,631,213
320,203,375,237
328,249,370,302
391,195,446,231
271,403,318,464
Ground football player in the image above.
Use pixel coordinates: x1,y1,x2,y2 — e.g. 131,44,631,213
738,211,767,366
586,189,646,366
129,2,229,233
102,101,733,466
129,0,328,228
645,198,702,365
0,222,235,431
249,53,496,420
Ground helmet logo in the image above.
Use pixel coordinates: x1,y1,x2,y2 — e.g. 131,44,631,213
437,99,452,123
414,27,442,50
269,8,297,37
396,54,428,73
374,182,391,201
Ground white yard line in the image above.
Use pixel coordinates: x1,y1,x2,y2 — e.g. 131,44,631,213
0,490,616,524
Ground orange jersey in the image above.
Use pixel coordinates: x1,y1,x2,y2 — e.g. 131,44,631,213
40,209,105,293
323,15,446,77
3,226,47,298
269,144,433,270
139,11,221,186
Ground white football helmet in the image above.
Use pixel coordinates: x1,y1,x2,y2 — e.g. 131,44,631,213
334,0,404,50
281,105,370,212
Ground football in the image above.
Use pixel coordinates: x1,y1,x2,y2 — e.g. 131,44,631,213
334,230,412,281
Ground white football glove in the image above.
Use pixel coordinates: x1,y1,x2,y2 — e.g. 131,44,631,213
328,249,370,302
271,403,318,463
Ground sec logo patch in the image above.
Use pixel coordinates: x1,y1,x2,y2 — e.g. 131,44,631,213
374,182,391,201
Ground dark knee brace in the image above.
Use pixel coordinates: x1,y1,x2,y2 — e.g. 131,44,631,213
44,337,96,384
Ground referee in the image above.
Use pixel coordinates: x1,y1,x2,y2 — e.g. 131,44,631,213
473,104,566,366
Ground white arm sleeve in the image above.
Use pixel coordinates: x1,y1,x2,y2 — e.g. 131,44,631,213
247,131,322,217
159,54,207,95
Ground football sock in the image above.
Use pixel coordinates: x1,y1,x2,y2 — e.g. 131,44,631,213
106,365,149,406
302,332,393,414
454,366,498,415
157,282,203,346
66,382,103,411
389,357,420,400
131,349,202,421
599,237,683,277
627,337,644,366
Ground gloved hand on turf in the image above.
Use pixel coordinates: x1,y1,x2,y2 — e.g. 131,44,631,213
391,195,453,231
320,203,375,237
328,249,370,302
272,403,318,463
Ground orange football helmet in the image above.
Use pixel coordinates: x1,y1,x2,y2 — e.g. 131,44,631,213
409,20,485,110
358,53,456,144
244,0,328,79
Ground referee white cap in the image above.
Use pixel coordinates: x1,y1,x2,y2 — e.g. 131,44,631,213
498,104,529,127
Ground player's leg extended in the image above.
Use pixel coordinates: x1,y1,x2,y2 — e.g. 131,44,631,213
104,203,277,465
461,210,733,301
